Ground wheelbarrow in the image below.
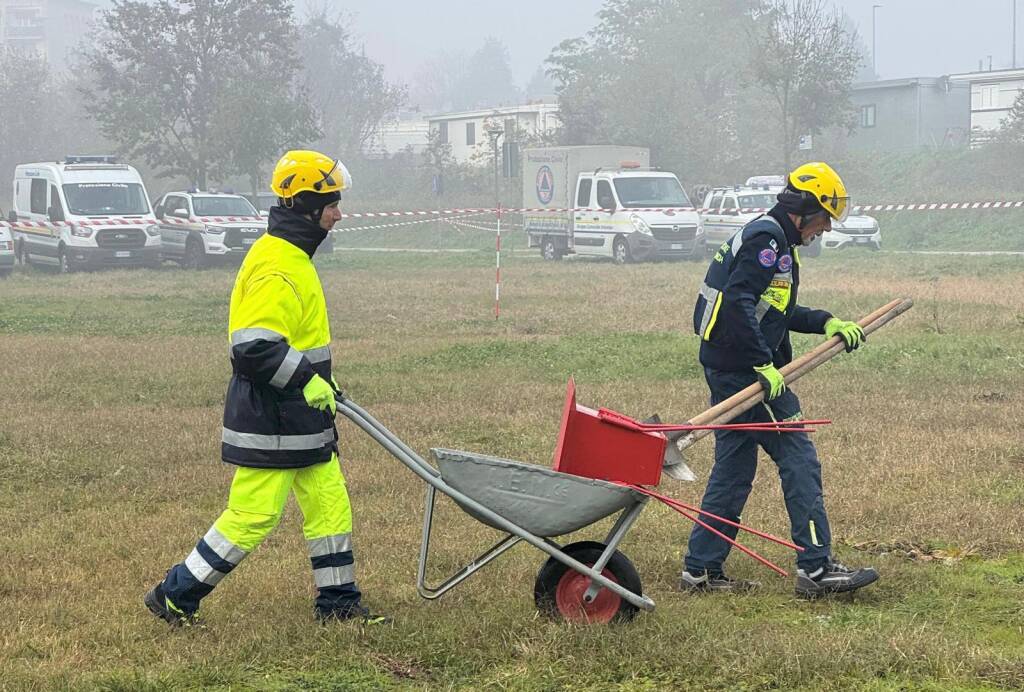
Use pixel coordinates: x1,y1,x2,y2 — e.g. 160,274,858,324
335,396,655,623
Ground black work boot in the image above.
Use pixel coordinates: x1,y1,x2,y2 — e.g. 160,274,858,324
680,569,760,593
144,583,202,627
795,560,880,599
315,603,393,626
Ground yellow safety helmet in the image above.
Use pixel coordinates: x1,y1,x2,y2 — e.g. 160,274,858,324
786,162,850,222
270,150,352,200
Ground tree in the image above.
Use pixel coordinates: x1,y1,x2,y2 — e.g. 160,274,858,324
409,50,468,112
452,37,521,110
0,50,109,209
0,50,58,207
524,66,558,101
298,9,406,162
749,0,861,170
998,91,1024,144
547,0,761,182
81,0,318,189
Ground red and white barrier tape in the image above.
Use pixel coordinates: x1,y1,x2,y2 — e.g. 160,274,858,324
336,201,1024,218
162,215,265,225
2,217,157,229
336,211,491,234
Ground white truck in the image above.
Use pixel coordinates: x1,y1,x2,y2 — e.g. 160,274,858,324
152,191,266,268
522,146,704,263
10,156,161,272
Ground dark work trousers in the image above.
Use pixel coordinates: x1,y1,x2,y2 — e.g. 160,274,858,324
684,367,832,574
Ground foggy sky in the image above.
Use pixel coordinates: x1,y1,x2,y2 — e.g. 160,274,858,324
315,0,1020,89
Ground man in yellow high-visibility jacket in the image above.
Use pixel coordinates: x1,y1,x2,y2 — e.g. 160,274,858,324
145,150,389,626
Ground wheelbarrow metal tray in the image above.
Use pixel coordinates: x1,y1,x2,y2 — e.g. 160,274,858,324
432,448,646,537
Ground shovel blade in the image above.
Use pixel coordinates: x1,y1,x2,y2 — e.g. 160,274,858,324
646,414,698,482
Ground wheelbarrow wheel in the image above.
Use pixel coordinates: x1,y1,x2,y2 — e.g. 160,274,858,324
534,541,642,624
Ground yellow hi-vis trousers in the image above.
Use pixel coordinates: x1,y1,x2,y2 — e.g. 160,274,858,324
161,455,361,614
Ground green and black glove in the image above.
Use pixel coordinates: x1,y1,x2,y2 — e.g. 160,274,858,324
753,363,786,401
303,374,337,415
825,317,866,353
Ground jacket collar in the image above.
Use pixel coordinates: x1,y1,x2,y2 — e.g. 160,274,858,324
768,205,803,247
267,206,327,258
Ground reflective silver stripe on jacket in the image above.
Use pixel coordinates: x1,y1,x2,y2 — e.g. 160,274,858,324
203,526,247,566
697,282,721,337
230,328,286,346
185,548,226,586
269,347,303,388
222,427,335,451
313,564,356,588
308,533,352,558
303,345,331,364
755,299,772,322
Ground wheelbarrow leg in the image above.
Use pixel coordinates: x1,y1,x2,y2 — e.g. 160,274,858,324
417,484,523,600
582,499,648,603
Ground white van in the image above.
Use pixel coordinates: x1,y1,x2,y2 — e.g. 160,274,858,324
10,156,161,272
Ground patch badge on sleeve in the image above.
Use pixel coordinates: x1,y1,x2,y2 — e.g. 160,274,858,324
758,248,777,268
777,254,793,271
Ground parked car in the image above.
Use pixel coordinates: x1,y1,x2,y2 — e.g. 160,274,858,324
822,215,881,250
0,216,14,277
701,184,782,247
10,155,161,272
152,191,266,268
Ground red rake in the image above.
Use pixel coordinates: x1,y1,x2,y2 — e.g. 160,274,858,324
619,483,803,577
597,408,830,435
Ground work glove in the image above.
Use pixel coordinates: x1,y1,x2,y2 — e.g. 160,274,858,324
753,363,786,402
825,317,866,353
303,374,337,416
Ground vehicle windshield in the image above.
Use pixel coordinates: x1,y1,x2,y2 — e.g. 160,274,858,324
612,177,691,208
739,194,778,209
193,196,258,217
62,183,150,215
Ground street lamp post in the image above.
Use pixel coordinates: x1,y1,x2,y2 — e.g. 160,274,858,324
872,4,883,77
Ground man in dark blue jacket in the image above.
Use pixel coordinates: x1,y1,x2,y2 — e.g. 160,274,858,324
683,162,879,599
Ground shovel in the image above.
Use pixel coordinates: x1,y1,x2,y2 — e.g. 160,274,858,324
658,298,914,481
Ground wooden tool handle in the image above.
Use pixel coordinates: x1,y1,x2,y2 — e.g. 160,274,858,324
675,298,913,451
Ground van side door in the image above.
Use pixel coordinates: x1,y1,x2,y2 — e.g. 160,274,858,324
27,177,58,260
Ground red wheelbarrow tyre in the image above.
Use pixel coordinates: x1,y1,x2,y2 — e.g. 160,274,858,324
534,541,642,624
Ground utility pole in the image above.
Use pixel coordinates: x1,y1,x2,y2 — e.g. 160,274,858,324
872,4,883,77
1014,0,1018,68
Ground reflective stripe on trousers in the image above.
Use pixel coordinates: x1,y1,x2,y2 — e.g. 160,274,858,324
184,526,248,586
309,533,355,588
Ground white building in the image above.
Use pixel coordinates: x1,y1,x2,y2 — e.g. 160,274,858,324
948,67,1024,146
364,117,430,159
427,102,560,164
0,0,97,72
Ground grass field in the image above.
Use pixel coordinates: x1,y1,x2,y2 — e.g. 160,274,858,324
1,238,1023,691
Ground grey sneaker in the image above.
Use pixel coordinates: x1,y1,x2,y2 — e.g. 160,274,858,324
680,570,760,593
795,560,879,599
